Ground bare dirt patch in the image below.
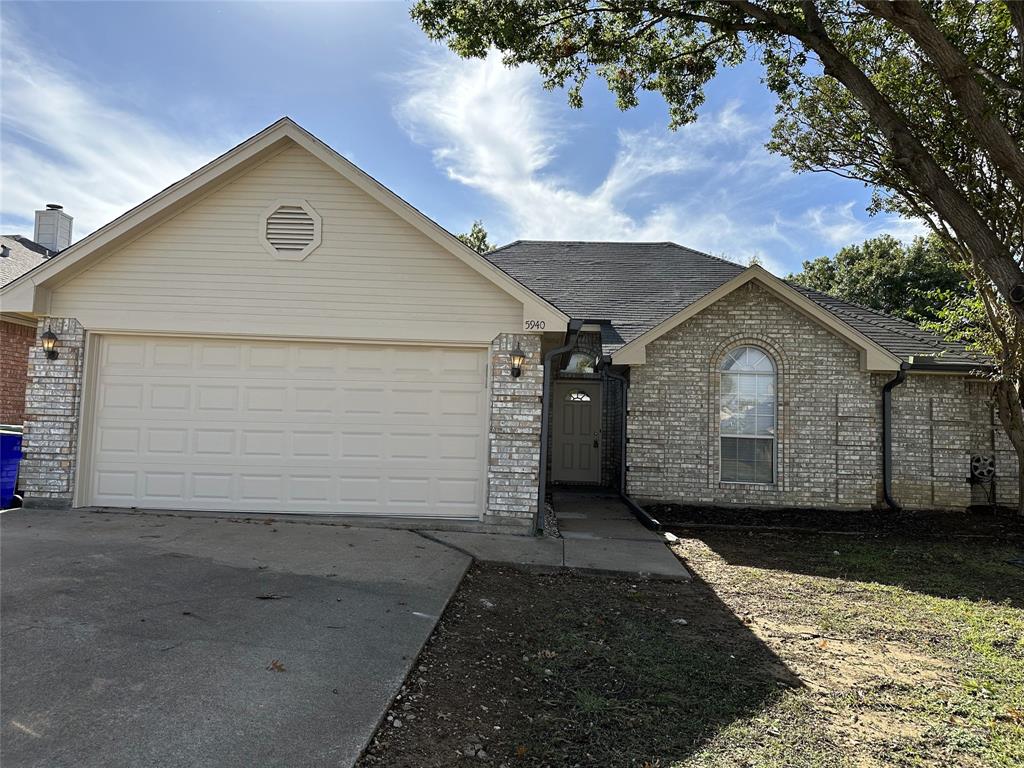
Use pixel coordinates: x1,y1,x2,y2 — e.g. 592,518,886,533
358,532,1024,767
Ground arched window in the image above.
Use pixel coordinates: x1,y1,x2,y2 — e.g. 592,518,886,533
720,346,776,484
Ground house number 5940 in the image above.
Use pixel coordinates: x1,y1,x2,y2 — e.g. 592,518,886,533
524,320,546,331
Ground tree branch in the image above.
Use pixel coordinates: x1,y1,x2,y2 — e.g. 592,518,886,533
857,0,1024,192
729,0,1024,323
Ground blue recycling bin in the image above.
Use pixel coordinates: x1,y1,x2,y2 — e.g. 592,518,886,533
1,428,24,508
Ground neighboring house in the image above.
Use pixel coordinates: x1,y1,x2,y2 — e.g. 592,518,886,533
0,118,1012,530
1,213,68,424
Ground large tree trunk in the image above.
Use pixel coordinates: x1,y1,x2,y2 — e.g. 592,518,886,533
992,378,1024,515
858,1,1024,192
730,1,1024,326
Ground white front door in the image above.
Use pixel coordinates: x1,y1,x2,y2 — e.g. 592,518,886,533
84,335,488,517
551,381,602,484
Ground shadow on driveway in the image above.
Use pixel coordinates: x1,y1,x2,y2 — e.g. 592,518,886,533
1,510,470,768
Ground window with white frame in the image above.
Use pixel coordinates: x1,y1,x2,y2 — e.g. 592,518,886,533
719,346,776,484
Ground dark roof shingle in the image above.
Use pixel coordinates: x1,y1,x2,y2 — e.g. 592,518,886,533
484,240,979,367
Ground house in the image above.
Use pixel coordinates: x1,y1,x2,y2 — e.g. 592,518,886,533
1,210,68,424
0,118,1013,531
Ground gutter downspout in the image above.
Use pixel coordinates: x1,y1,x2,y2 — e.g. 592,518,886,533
600,357,661,531
536,319,584,534
882,363,909,511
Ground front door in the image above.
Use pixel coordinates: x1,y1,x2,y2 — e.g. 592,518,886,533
552,381,602,484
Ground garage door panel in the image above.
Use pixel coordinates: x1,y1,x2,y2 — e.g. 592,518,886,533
87,336,487,517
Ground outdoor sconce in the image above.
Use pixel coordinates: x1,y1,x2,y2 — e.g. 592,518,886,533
41,327,60,360
510,347,526,378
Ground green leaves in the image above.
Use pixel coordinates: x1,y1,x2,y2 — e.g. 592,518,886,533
788,233,970,325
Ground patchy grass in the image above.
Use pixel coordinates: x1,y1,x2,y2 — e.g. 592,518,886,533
358,532,1024,767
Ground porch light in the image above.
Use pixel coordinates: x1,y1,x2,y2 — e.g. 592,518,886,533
510,347,526,378
41,327,59,359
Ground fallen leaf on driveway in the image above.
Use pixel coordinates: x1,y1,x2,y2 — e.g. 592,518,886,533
267,659,286,672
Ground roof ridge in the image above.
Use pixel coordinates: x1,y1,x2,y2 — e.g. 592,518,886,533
487,239,522,255
492,239,746,269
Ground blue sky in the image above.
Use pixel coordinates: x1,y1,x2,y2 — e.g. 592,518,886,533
0,1,925,275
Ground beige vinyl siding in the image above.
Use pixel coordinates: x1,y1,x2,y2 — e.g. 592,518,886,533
49,144,523,343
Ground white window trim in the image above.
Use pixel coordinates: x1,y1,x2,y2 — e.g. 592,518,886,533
719,348,777,486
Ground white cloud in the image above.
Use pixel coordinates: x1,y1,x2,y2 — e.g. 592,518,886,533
0,27,229,242
803,202,928,247
396,50,924,275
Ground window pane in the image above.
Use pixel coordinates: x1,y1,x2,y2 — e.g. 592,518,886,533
734,438,755,482
753,438,774,483
721,438,738,482
736,404,757,435
755,397,775,436
722,350,743,371
721,437,737,461
721,458,737,482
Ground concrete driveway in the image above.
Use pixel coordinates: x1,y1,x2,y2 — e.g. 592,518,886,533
1,509,470,768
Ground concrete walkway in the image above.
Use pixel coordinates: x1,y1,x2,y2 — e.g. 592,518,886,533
423,490,690,581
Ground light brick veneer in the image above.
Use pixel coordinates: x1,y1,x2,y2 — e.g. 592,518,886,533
888,374,1018,510
20,318,86,507
627,281,1013,510
486,333,543,527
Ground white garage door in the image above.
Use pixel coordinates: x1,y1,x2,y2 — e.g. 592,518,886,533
85,336,488,517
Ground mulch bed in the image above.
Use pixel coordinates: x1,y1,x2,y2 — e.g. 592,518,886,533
647,502,1024,538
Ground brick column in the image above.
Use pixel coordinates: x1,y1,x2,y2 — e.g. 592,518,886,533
20,318,86,508
485,333,543,530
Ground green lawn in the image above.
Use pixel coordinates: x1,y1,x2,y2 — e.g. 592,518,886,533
358,531,1024,767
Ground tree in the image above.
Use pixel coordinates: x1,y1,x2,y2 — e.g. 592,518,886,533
457,220,495,253
411,0,1024,319
926,278,1024,513
413,0,1024,512
788,234,969,324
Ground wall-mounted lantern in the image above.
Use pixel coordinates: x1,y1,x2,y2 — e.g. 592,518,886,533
509,347,526,378
41,327,60,359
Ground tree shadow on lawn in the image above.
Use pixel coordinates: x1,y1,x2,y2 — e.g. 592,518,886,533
359,564,806,767
678,528,1024,608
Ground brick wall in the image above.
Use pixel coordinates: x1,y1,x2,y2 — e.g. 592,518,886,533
1,320,35,423
486,333,543,528
888,374,1018,510
19,318,86,507
627,281,1012,510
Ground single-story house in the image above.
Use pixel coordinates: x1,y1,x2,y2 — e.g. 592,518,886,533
2,223,64,425
0,118,1013,532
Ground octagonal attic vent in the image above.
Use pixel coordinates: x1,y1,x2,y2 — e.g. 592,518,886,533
260,199,321,260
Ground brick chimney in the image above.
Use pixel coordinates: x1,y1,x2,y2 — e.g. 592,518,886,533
33,203,73,253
